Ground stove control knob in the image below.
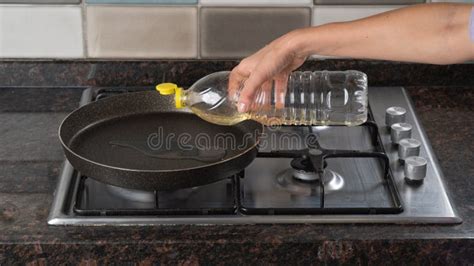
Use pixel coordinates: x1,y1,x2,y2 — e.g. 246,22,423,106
398,138,421,161
385,106,407,128
404,156,427,183
390,123,412,144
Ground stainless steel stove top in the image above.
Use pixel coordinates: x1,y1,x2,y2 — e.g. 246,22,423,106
48,87,461,225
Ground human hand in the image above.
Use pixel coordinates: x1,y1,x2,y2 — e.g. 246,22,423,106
229,29,309,112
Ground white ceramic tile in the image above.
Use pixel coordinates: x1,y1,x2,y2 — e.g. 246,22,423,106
0,0,79,3
201,0,311,5
0,6,83,58
314,0,422,4
312,6,404,26
87,6,197,58
311,6,404,59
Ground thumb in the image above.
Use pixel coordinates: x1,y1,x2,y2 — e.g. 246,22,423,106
237,81,254,113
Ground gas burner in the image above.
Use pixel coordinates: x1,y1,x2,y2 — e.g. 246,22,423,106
105,184,155,203
105,183,197,203
293,170,319,181
160,187,199,201
275,168,344,196
290,156,327,181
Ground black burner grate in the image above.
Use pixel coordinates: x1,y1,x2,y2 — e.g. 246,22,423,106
241,110,402,215
74,174,238,216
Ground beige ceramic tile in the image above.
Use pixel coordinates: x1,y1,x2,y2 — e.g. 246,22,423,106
200,7,311,59
87,6,197,58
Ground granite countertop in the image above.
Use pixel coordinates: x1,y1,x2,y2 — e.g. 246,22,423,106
0,61,473,264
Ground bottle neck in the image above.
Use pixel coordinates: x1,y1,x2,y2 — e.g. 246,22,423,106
175,88,186,109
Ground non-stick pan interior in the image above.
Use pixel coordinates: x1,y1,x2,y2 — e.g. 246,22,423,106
68,110,258,171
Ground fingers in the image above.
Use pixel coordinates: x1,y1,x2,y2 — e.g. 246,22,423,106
228,68,246,102
236,81,254,113
273,73,289,109
230,41,303,113
237,57,279,112
237,71,271,113
228,51,266,103
258,80,273,112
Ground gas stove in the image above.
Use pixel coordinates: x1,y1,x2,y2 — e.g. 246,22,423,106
48,87,461,225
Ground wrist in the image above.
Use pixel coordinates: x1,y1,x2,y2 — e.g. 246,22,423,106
288,27,320,58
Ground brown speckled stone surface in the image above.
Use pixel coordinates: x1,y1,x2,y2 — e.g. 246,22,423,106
0,60,473,264
0,60,473,87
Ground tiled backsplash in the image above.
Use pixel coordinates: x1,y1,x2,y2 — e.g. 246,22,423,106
0,0,465,59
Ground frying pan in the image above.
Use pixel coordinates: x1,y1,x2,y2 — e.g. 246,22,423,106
59,90,263,191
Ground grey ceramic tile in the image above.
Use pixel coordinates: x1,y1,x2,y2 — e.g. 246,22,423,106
87,6,197,58
87,0,196,4
200,7,311,59
0,6,84,58
314,0,423,4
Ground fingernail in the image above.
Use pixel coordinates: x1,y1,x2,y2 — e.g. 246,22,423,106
238,103,247,113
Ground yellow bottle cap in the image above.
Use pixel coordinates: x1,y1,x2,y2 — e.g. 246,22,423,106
155,83,185,109
156,83,178,95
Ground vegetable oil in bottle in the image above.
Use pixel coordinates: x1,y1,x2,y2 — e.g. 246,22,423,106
156,70,368,126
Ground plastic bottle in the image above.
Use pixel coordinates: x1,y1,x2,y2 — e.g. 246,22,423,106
156,70,368,126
